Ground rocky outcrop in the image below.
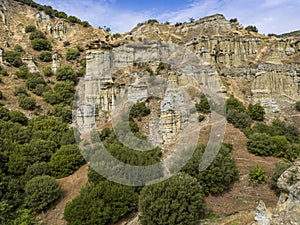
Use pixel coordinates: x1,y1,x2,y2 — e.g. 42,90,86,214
254,159,300,225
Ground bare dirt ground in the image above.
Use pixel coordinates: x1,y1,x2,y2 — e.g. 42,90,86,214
199,122,281,224
37,164,89,225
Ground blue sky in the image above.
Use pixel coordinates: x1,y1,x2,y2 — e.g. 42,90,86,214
34,0,300,35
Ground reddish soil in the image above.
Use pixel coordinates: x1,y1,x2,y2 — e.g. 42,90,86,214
199,122,281,218
37,164,89,225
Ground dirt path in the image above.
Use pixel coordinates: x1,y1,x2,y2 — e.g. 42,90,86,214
37,164,89,225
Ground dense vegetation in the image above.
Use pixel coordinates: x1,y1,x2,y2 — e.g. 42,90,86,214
0,104,77,223
139,173,205,225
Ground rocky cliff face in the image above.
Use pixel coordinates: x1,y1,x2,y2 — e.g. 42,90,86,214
254,159,300,225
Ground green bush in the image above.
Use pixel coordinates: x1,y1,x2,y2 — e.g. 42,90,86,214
66,48,80,61
9,110,28,125
247,133,273,156
29,30,46,40
24,162,51,181
26,72,49,96
139,173,205,225
0,69,9,76
15,66,29,79
63,41,70,47
67,15,81,24
53,104,72,123
226,96,246,113
18,96,36,110
129,101,151,120
31,38,52,51
56,65,76,82
181,144,239,195
43,81,75,105
270,161,291,195
5,50,23,67
245,25,258,33
25,25,36,33
227,109,251,129
195,97,211,114
295,101,300,111
248,103,265,121
198,114,205,122
37,50,52,62
24,175,61,212
43,66,53,77
64,181,137,225
249,164,268,184
14,45,24,53
14,86,28,97
49,144,85,178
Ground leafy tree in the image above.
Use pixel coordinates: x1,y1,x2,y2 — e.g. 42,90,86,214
129,101,151,120
24,175,61,212
227,109,251,129
247,133,273,156
49,144,85,178
31,38,52,51
5,50,23,67
9,110,28,125
37,50,52,62
66,48,80,61
181,144,239,194
64,181,137,225
195,97,211,114
15,66,29,79
18,96,36,110
29,30,46,40
270,161,292,194
139,173,205,225
56,65,76,82
24,162,51,181
226,96,246,113
248,103,265,121
25,25,36,33
43,66,53,77
249,164,267,184
245,25,258,33
14,86,28,97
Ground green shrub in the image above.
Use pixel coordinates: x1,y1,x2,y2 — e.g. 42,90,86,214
67,15,81,24
18,96,36,110
249,164,268,184
56,65,76,82
76,45,84,52
226,96,246,113
247,133,273,156
295,101,300,111
15,66,29,79
49,144,85,178
31,38,52,51
26,72,49,96
25,25,36,33
139,173,205,225
181,144,239,195
0,69,9,76
5,50,23,67
66,48,80,61
270,161,291,195
64,181,137,225
37,50,52,62
248,103,265,121
29,30,46,40
245,25,258,33
198,114,205,122
227,109,251,129
14,86,28,97
43,66,53,77
195,97,211,114
129,101,150,120
24,162,51,181
53,104,72,123
14,45,24,53
0,105,10,121
24,175,61,212
9,110,28,125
